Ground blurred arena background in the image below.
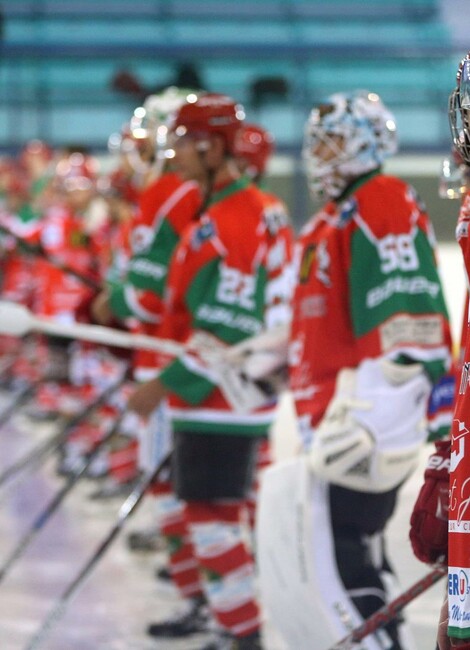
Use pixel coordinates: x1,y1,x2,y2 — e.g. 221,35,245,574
0,0,468,236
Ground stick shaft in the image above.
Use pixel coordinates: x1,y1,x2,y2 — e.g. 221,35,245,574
0,224,100,290
0,378,124,489
32,316,184,356
0,382,37,428
25,455,170,650
0,413,124,583
328,565,447,650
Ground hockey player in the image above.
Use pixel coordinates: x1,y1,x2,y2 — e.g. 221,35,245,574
256,90,452,650
30,151,112,419
413,51,470,650
233,122,294,532
127,93,293,650
91,87,203,497
233,122,275,186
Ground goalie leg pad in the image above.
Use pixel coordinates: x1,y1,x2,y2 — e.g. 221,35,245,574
257,458,396,650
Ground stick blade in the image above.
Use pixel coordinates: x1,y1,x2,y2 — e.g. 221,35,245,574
0,300,32,336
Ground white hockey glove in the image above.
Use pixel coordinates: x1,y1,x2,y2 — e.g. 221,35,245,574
308,357,432,493
186,329,285,413
216,323,290,412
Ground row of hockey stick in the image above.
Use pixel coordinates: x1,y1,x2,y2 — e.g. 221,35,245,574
0,351,446,650
0,369,170,649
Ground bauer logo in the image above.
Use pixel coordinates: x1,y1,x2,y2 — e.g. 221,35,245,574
449,570,470,602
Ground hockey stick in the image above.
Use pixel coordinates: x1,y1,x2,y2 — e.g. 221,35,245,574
25,452,171,650
0,380,39,429
0,300,289,412
327,564,447,650
0,300,288,362
0,377,125,490
0,411,126,584
0,300,184,356
0,223,100,290
0,353,18,381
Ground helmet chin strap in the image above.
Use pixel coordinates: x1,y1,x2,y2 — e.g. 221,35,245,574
194,144,216,220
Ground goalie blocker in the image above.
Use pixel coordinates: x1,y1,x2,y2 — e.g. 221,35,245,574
308,357,432,493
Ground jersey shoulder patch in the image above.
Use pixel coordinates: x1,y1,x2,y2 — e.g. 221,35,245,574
337,198,357,227
190,218,217,250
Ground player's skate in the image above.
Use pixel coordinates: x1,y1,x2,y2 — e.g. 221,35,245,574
153,564,177,596
126,525,164,552
146,594,213,638
201,630,263,649
89,474,139,500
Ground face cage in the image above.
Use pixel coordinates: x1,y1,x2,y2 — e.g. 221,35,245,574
438,156,468,199
302,130,357,200
449,89,470,166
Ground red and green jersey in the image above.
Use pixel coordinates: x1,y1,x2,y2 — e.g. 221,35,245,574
289,171,452,429
0,200,44,305
448,191,470,641
108,172,201,325
33,204,101,320
107,171,201,378
159,176,294,436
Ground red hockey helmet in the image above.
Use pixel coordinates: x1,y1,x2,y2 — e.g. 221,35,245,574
171,93,245,155
100,168,140,204
234,123,275,178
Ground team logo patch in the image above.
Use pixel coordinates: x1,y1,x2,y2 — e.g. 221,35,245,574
456,218,470,242
449,570,470,602
315,240,331,287
131,225,154,254
191,219,216,250
70,230,88,247
338,198,357,226
299,244,316,283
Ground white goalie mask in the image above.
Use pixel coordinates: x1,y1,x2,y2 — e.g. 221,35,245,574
449,52,470,168
302,90,398,200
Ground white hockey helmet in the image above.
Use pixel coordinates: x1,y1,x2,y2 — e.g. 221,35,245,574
133,86,201,152
302,90,398,200
109,86,202,177
449,52,470,167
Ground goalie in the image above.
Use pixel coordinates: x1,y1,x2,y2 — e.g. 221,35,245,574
255,90,453,650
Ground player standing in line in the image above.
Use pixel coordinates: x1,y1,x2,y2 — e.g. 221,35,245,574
423,51,470,650
233,123,295,532
127,93,293,650
91,87,203,497
271,90,452,649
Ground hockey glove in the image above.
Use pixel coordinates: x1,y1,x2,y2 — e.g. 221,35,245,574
308,358,432,492
409,438,450,564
